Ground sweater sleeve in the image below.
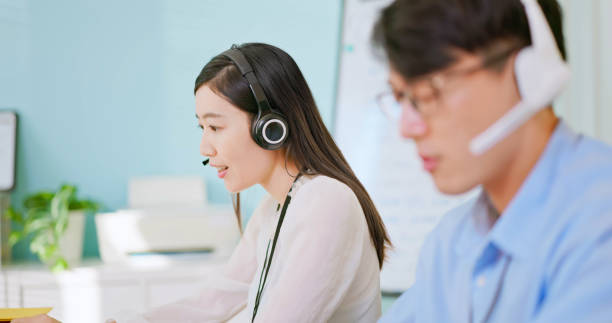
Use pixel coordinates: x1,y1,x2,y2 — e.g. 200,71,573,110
116,198,273,323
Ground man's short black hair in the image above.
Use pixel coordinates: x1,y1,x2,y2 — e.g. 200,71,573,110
372,0,566,81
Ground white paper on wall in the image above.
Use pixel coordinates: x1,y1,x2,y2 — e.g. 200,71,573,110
334,0,477,293
0,111,17,192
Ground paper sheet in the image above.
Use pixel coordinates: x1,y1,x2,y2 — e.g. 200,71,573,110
0,307,52,321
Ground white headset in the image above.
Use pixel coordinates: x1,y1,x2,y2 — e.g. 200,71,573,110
469,0,571,155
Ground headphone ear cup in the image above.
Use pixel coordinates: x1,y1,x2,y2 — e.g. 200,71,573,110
252,112,289,150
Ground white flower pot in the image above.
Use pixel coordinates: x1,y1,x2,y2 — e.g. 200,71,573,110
58,211,86,266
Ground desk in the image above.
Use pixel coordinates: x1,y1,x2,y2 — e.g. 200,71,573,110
0,257,226,323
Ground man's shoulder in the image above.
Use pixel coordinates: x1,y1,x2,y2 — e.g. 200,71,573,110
554,133,612,212
562,132,612,181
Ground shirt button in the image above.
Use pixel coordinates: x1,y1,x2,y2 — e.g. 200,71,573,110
476,275,486,287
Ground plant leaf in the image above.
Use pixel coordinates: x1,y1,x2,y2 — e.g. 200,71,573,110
42,244,58,261
55,212,69,237
51,258,69,273
69,199,101,212
25,217,53,233
23,192,53,209
25,207,48,222
50,186,71,221
8,231,22,246
5,207,24,224
30,231,52,259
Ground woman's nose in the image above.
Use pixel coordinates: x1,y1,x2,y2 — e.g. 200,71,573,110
200,134,216,157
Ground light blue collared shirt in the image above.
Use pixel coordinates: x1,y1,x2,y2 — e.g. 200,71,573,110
380,121,612,323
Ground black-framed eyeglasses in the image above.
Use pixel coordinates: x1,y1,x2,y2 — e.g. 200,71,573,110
376,46,520,122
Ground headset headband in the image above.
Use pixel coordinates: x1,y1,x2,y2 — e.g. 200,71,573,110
220,45,289,150
469,0,571,155
221,46,273,114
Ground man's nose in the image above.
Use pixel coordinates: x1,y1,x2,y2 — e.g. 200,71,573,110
399,104,427,139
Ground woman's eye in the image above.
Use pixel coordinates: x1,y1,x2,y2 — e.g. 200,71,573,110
197,124,219,132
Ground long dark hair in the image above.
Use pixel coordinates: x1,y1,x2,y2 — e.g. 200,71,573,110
194,43,391,267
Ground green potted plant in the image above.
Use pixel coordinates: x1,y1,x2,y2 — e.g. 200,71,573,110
5,184,100,272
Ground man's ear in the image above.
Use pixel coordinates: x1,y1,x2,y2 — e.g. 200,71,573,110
505,53,523,101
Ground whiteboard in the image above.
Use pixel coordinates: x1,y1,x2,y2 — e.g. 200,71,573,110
334,0,478,293
0,111,17,192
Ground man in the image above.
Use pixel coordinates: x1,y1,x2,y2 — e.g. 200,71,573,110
373,0,612,322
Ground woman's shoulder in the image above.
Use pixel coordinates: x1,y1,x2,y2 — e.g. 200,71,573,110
297,174,357,201
290,175,363,224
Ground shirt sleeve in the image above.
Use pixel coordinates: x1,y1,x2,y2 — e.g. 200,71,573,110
378,280,417,323
252,179,371,323
530,211,612,323
377,201,462,323
118,199,270,323
377,228,434,323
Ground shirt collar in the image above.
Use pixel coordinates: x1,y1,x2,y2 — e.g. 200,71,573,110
453,191,492,257
453,121,576,259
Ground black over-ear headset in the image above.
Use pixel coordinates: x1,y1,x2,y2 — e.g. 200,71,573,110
221,45,289,150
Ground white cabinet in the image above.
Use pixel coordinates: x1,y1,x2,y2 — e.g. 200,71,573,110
146,278,203,308
0,258,226,322
22,282,144,322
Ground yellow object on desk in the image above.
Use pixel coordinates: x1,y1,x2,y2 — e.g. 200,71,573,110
0,307,52,322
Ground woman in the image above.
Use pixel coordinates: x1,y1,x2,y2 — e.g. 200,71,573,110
21,43,391,323
164,42,391,323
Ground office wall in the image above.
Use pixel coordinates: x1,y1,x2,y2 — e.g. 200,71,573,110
556,0,612,144
2,0,610,263
0,0,342,261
